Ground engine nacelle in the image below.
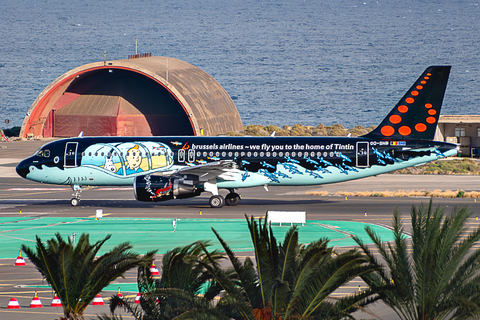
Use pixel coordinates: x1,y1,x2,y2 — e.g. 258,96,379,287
134,175,201,202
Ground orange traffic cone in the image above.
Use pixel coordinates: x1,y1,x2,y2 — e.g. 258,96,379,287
30,291,43,308
7,297,20,309
51,294,62,307
92,294,105,306
15,251,26,266
116,287,124,305
150,261,160,275
134,292,141,304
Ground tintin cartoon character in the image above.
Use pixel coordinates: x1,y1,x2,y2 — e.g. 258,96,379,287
117,145,144,175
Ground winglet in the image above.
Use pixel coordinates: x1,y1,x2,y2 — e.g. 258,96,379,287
363,66,451,141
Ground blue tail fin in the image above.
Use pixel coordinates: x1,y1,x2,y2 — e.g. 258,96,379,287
363,66,451,141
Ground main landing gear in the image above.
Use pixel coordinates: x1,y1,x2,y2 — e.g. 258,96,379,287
70,185,82,206
208,190,241,208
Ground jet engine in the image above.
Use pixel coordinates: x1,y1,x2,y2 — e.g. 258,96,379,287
134,175,201,202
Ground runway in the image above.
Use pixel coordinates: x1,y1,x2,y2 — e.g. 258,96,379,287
1,140,480,319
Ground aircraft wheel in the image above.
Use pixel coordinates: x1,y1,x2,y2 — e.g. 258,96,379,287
209,195,225,208
71,198,80,206
225,193,241,206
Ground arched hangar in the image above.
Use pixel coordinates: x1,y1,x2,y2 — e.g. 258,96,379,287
20,55,243,138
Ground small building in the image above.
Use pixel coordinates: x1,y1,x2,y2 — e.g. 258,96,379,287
20,55,243,139
435,115,480,156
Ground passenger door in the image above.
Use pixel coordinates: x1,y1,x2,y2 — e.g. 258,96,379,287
65,142,78,167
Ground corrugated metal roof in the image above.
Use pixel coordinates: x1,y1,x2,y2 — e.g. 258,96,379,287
21,56,243,138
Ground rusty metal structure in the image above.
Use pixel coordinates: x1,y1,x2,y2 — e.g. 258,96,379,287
20,55,243,138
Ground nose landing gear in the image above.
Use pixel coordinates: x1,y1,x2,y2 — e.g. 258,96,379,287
70,185,82,206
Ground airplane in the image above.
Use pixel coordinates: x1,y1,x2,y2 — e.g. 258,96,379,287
16,66,457,208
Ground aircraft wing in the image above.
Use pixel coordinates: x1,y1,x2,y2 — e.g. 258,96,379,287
163,160,241,182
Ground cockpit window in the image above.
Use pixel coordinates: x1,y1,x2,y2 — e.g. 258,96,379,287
33,147,43,157
44,150,50,158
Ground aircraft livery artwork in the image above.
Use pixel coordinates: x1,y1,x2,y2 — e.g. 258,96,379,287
16,66,459,208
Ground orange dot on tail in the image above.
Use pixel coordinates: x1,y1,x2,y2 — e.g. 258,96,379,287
405,97,415,104
426,117,436,124
415,123,427,132
398,105,408,113
381,126,395,136
424,76,430,80
411,91,419,96
428,109,437,115
398,126,411,136
427,73,432,76
421,80,427,84
389,115,402,124
416,85,423,90
425,103,433,108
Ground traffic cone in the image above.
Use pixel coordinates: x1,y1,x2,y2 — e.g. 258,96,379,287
51,294,62,307
92,294,105,306
30,291,43,308
150,261,160,275
117,287,124,305
15,251,26,266
134,292,141,304
7,297,20,309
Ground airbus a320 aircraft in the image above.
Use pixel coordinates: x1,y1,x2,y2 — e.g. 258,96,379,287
16,66,457,208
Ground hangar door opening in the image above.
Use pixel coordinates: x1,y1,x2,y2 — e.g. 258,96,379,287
49,69,194,137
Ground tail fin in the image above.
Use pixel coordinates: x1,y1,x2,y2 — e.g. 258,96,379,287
363,66,451,141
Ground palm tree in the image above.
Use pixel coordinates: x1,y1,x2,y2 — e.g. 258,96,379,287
21,233,155,320
108,241,247,319
353,200,480,320
200,215,377,319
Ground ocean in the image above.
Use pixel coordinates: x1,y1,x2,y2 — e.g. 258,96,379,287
0,0,479,130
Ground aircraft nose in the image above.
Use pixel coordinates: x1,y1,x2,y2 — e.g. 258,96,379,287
16,159,30,178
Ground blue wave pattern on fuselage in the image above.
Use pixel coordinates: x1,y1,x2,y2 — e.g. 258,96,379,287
21,136,457,189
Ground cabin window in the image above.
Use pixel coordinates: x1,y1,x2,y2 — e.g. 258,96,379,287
266,152,270,157
247,152,252,157
285,152,290,157
272,152,276,157
44,150,50,158
253,152,258,157
477,128,480,137
197,151,201,157
329,152,334,157
222,152,226,157
94,153,98,156
228,152,233,157
209,152,214,157
311,152,315,157
298,152,302,157
292,152,296,157
279,152,283,157
455,127,465,137
260,152,264,157
241,152,245,157
215,152,220,157
234,152,239,157
114,152,117,157
323,152,328,157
